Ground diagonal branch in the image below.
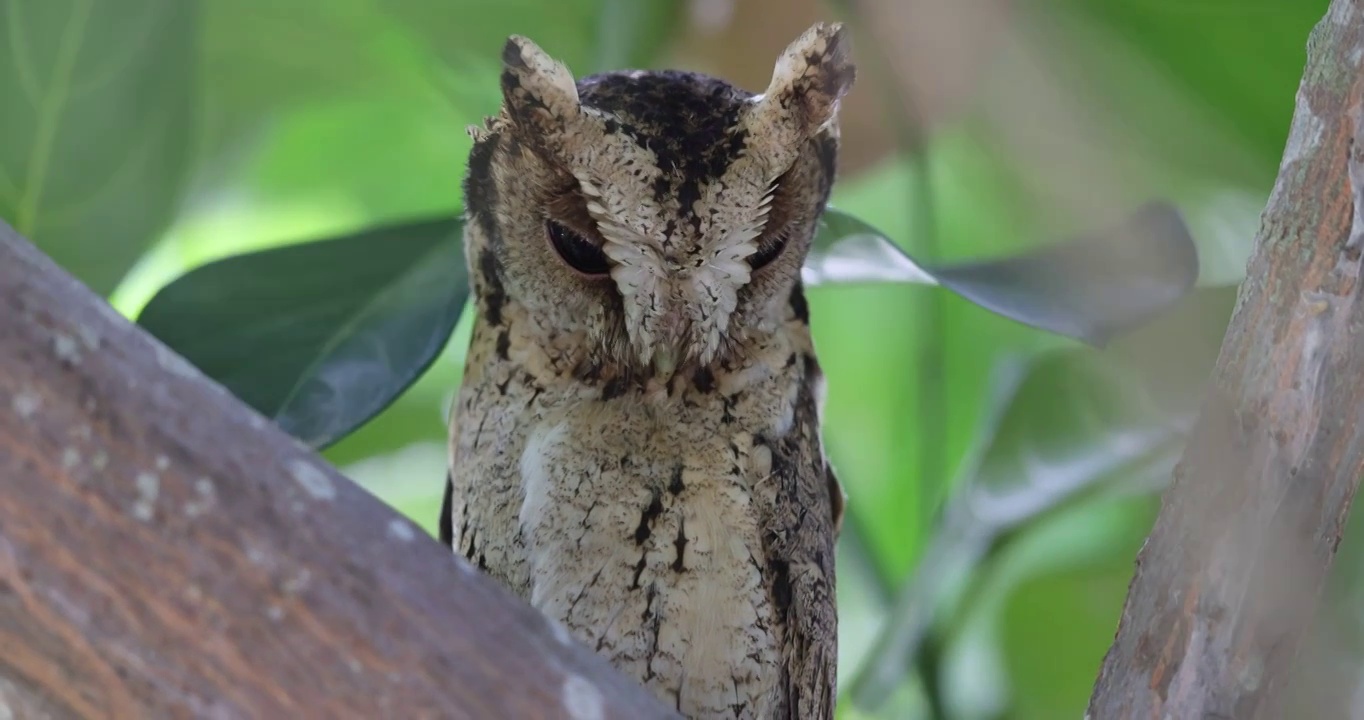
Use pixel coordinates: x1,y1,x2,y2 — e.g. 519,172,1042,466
0,220,677,719
1087,1,1364,717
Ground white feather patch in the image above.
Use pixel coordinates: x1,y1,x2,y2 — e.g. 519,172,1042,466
518,421,569,607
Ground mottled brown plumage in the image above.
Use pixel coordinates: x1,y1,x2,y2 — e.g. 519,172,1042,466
441,23,854,719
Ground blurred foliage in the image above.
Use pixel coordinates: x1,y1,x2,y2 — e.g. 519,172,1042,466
0,0,196,294
0,0,1341,718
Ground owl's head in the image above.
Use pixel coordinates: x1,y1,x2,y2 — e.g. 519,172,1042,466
464,23,854,381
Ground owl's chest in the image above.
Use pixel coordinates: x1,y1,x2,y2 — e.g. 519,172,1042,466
507,389,791,716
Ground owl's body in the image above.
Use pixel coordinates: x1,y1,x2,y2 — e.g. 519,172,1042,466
443,25,853,719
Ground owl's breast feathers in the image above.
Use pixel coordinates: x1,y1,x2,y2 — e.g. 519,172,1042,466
447,256,842,718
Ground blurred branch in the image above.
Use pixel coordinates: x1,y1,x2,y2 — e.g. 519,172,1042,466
1087,2,1364,717
0,221,676,719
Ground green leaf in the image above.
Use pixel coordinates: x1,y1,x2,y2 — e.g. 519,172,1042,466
808,201,1199,346
137,216,467,449
193,0,496,220
0,0,197,294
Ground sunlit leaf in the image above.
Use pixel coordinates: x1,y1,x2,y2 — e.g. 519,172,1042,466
137,216,467,449
0,0,197,294
809,201,1199,346
804,210,939,286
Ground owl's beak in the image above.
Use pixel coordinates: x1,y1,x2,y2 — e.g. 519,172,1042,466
645,308,689,380
650,344,679,380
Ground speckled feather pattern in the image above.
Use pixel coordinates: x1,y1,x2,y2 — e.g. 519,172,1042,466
443,23,853,720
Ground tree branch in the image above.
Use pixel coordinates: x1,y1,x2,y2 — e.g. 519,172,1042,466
1087,1,1364,717
0,221,677,719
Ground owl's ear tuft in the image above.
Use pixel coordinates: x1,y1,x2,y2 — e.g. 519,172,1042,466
752,23,856,142
499,35,582,137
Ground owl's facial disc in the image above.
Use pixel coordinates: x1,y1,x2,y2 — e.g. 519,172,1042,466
586,176,797,381
491,23,854,381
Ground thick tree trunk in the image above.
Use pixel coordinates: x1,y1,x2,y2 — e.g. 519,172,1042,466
1087,1,1364,717
0,221,677,718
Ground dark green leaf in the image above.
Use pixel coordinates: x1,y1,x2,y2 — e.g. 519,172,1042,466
809,201,1199,346
0,0,197,294
137,216,467,449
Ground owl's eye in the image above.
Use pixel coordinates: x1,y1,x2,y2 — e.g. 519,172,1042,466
546,220,611,276
748,172,795,271
747,231,789,271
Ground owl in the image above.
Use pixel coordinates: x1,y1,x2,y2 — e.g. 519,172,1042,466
439,23,854,720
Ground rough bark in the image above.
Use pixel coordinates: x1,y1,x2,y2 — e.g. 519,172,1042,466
0,222,677,719
1087,1,1364,717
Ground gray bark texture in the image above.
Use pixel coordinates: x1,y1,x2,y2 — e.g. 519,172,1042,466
1087,1,1364,717
0,221,678,719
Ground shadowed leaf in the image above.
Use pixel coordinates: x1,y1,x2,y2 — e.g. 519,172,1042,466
807,201,1199,346
137,216,467,449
